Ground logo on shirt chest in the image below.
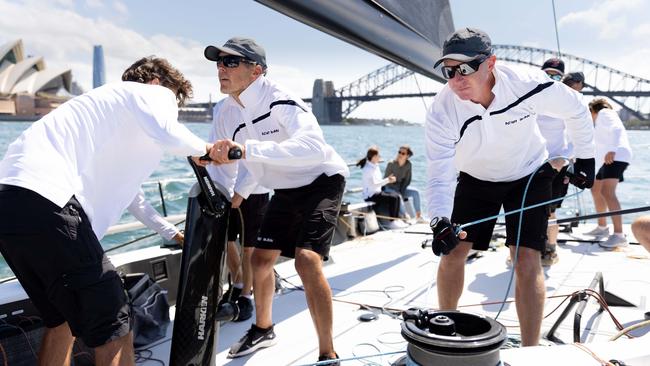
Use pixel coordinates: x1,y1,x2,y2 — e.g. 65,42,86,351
503,113,531,126
261,128,279,136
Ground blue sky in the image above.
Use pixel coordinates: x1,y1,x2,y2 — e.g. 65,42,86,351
2,0,650,123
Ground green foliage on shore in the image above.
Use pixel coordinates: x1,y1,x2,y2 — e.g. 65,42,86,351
624,119,650,130
341,117,416,126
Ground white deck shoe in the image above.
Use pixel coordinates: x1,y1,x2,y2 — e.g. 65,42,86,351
584,226,610,238
599,234,629,249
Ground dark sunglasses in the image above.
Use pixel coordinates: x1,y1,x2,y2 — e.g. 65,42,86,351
440,56,488,80
398,151,408,155
215,55,256,68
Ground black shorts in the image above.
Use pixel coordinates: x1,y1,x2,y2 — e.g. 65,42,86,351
227,193,270,247
0,185,130,348
549,165,570,213
256,174,345,259
596,161,629,182
451,164,555,252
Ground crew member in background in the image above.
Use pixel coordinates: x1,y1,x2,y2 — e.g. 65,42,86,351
205,37,348,365
0,57,212,366
383,145,425,223
128,189,184,245
563,71,585,92
537,58,573,266
586,98,633,249
425,28,595,347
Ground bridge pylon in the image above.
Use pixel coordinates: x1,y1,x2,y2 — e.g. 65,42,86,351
312,79,342,124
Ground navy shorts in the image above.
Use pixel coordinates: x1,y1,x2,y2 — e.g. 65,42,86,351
451,163,555,252
596,161,629,182
227,193,270,247
0,185,130,348
256,174,345,259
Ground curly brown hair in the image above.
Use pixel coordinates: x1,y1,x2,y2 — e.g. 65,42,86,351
588,97,613,114
121,57,193,106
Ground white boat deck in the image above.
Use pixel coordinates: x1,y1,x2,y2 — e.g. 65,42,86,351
139,223,650,365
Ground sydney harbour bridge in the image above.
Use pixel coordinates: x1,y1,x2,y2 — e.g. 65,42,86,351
305,44,650,123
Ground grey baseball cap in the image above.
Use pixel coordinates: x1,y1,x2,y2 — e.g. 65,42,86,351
434,28,492,68
204,37,267,68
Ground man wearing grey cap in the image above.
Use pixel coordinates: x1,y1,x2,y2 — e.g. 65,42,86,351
205,37,348,364
425,28,595,346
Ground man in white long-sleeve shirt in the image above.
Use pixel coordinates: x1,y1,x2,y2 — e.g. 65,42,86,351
0,57,212,366
425,28,595,346
205,37,349,364
207,97,271,323
128,190,184,245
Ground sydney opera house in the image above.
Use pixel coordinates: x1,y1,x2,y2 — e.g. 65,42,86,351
0,39,79,120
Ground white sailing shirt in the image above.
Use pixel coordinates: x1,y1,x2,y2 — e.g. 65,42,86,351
361,162,390,199
537,114,574,159
215,76,349,198
207,98,271,197
594,108,632,165
127,189,179,241
425,64,595,218
0,82,207,238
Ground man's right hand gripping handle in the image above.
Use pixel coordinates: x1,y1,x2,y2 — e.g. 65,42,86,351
430,217,460,256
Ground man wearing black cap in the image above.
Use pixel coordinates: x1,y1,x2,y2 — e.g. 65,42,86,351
425,28,595,346
538,57,572,267
204,37,348,364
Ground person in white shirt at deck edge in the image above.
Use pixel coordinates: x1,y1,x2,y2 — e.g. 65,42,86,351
204,37,349,365
425,28,595,347
0,57,213,366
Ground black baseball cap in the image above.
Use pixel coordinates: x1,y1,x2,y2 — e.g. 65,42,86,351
434,27,492,68
541,58,565,75
204,37,267,68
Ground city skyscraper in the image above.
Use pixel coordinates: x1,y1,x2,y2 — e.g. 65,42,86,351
92,45,105,88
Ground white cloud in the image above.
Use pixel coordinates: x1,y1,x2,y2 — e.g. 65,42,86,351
632,23,650,39
85,0,103,8
53,0,74,8
607,49,650,80
113,0,127,15
0,0,346,104
558,0,643,39
0,0,227,102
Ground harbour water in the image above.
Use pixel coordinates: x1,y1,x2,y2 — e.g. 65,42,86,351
1,121,649,279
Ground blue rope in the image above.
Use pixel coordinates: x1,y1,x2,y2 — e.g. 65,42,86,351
485,157,580,320
457,158,581,231
299,158,582,363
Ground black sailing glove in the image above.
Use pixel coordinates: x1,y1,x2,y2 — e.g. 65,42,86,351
430,217,460,256
567,158,595,189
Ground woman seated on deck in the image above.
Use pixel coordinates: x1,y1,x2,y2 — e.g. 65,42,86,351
383,145,425,223
357,146,407,230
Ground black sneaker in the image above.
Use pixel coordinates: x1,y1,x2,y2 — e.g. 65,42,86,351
219,286,242,306
318,353,340,366
228,324,277,358
234,296,254,322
